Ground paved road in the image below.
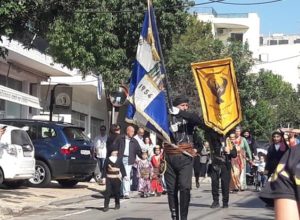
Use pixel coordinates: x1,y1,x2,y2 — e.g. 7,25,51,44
8,183,274,220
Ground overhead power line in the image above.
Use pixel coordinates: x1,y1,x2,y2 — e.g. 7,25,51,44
211,0,283,5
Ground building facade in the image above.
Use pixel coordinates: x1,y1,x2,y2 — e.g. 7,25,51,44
0,37,108,139
196,7,260,59
196,8,300,90
253,34,300,90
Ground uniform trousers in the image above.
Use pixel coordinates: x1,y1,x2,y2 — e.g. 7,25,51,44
165,154,193,220
211,163,231,205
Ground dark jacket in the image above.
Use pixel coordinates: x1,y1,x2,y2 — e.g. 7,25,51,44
265,143,288,177
106,133,120,158
204,128,237,166
113,135,142,165
101,157,126,178
244,135,258,156
171,110,205,144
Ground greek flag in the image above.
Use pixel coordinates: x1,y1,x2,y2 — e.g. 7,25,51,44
126,1,170,142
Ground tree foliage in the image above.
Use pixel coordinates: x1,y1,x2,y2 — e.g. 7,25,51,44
46,0,189,91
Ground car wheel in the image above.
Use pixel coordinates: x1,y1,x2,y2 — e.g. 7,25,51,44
57,180,79,188
29,160,51,187
4,180,26,188
0,169,4,184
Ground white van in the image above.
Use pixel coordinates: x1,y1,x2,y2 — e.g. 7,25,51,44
0,124,35,187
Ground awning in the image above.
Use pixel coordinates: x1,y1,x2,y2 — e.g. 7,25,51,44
0,85,42,109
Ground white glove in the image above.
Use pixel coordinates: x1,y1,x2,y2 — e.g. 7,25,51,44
170,123,179,132
169,106,180,115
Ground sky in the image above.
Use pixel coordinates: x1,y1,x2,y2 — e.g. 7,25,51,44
193,0,300,35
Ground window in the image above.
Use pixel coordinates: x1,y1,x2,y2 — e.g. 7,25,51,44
230,33,243,42
41,127,56,139
294,39,300,44
63,127,89,141
91,117,104,139
71,111,87,129
259,36,264,46
29,83,38,114
269,40,277,45
278,40,288,45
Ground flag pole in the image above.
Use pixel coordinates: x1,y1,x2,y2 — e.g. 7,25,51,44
147,0,173,109
147,0,184,147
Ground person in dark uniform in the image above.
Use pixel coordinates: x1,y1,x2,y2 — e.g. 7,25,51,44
164,95,204,220
207,130,237,208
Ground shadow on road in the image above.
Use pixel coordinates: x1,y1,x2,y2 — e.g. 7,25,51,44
116,218,153,220
190,203,211,208
232,197,268,209
225,213,274,220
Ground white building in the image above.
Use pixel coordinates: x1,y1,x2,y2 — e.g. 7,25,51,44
196,8,300,90
253,34,300,90
196,7,260,59
0,37,109,139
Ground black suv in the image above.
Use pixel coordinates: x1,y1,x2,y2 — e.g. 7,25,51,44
0,119,96,187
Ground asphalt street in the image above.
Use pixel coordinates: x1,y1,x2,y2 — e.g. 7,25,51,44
7,183,274,220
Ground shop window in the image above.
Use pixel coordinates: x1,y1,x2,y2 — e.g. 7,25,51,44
91,117,104,139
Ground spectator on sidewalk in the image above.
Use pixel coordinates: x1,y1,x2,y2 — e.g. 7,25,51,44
137,151,153,198
113,125,142,199
93,125,108,174
200,141,210,180
106,124,121,157
265,131,288,179
150,145,164,196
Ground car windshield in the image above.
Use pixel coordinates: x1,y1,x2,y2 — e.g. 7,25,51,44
63,127,89,141
11,130,33,146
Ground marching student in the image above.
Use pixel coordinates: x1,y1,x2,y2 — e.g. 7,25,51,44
101,148,127,212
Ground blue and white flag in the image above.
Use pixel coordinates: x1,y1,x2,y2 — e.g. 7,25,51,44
126,1,170,142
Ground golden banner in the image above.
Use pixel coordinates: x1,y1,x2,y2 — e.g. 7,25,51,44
191,58,242,135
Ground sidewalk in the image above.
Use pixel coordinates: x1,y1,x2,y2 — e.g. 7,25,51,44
0,181,100,220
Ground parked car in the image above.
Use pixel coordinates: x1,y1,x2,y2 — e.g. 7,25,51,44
0,124,35,188
0,119,97,188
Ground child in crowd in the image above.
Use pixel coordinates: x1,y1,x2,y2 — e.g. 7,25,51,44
101,148,126,212
137,151,153,198
254,155,267,191
150,145,164,196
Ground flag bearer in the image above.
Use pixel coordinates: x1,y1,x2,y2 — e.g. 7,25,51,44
165,95,204,220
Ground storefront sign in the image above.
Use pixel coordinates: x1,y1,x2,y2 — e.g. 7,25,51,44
0,85,42,109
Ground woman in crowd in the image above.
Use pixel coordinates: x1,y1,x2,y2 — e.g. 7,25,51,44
234,126,252,190
229,132,243,192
